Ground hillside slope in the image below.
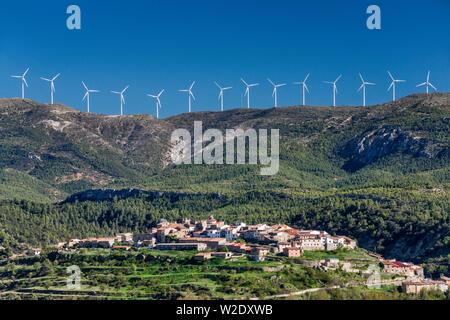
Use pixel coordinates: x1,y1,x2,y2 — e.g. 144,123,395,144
0,94,448,265
0,93,448,200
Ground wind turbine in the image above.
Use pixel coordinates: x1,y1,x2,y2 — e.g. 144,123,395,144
11,68,30,99
267,79,286,108
82,81,100,113
357,73,375,107
41,73,60,104
416,71,437,94
111,85,129,116
323,75,342,107
387,71,406,101
214,82,232,111
293,73,310,106
241,78,259,109
179,81,195,113
146,89,164,119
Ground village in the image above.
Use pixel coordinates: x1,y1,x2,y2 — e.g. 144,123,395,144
27,215,449,296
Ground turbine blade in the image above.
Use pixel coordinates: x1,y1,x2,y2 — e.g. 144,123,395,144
190,92,196,100
23,78,28,87
214,81,221,89
23,68,29,76
82,81,88,90
83,92,88,101
388,82,394,91
429,83,437,91
158,89,165,97
335,75,342,83
304,84,309,93
190,81,196,90
427,71,430,82
122,85,129,93
267,78,275,86
387,71,394,81
359,73,364,83
304,73,310,82
241,78,248,86
416,82,426,87
357,84,364,92
41,77,51,81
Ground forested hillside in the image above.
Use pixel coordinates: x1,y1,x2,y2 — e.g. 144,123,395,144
0,93,448,269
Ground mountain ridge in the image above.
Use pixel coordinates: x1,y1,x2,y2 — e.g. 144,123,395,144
0,92,448,201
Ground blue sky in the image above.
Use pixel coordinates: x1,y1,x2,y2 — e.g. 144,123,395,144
0,0,449,118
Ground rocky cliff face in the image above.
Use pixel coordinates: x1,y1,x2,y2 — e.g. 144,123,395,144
341,125,447,172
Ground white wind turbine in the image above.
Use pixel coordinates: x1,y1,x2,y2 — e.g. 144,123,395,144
146,89,164,119
111,85,129,116
82,81,100,113
41,73,60,104
323,75,342,107
267,78,286,108
293,73,310,106
179,81,195,113
11,68,30,99
416,71,437,94
241,78,259,109
357,73,375,107
214,82,232,111
387,71,406,101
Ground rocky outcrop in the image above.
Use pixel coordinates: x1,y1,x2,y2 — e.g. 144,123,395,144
341,125,447,172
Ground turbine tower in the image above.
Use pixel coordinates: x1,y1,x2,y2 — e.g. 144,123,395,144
146,89,164,119
357,73,375,107
111,85,129,116
179,81,196,113
82,82,99,113
41,73,60,104
11,68,29,99
267,79,286,108
323,75,342,107
416,71,437,94
387,71,406,101
214,82,232,111
241,78,259,109
293,73,310,106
